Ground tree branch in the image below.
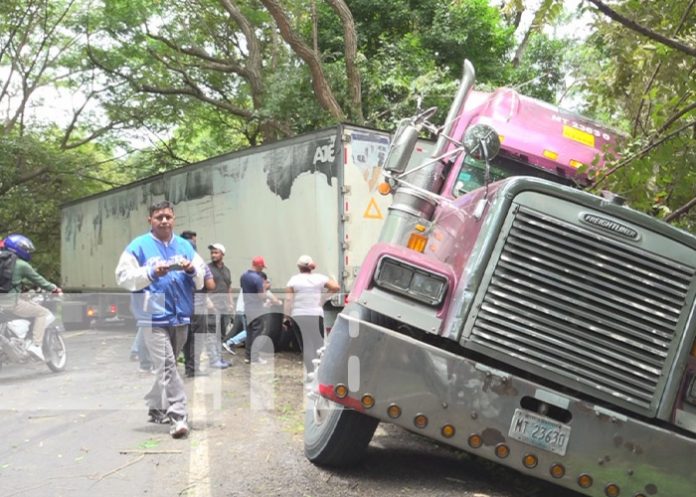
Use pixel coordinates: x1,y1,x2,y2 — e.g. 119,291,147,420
145,32,250,78
665,195,696,222
631,0,696,135
592,119,696,188
259,0,345,120
656,100,696,135
325,0,363,122
219,0,264,100
586,0,696,58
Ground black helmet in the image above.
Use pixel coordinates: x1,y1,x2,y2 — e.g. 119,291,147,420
3,233,36,261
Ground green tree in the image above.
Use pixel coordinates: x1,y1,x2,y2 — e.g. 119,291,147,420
1,0,130,279
84,0,515,156
574,0,696,231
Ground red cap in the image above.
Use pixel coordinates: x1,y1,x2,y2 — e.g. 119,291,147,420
252,256,267,268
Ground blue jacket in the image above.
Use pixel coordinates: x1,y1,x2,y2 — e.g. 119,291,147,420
115,233,205,327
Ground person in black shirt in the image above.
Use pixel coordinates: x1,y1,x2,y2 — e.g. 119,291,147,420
207,243,234,366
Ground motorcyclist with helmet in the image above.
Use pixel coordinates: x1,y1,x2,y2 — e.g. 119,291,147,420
0,234,62,361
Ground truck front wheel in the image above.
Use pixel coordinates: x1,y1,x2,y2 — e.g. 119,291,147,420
304,393,379,466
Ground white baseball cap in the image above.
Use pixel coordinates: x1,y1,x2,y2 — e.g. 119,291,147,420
208,243,226,255
297,254,314,267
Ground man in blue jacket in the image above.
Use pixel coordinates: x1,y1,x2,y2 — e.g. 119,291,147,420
115,200,206,439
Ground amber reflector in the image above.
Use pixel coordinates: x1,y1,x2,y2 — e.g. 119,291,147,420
334,384,348,399
414,414,428,429
577,474,593,489
361,394,375,409
468,434,482,449
690,339,696,357
441,425,455,438
377,182,392,195
550,464,566,479
522,454,538,468
605,484,620,497
569,159,584,169
543,149,559,161
495,444,510,459
407,233,428,253
387,404,401,419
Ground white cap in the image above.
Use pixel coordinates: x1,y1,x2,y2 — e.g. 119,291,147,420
297,254,314,267
208,243,226,255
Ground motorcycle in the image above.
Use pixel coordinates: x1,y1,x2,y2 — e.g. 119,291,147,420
0,294,67,372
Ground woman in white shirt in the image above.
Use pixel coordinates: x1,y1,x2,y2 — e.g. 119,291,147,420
284,255,339,377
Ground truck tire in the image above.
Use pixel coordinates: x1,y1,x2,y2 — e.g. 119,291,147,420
304,393,379,467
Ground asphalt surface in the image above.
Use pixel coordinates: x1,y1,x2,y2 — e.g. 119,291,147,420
0,329,584,497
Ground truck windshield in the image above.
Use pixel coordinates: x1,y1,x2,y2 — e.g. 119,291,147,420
452,153,576,198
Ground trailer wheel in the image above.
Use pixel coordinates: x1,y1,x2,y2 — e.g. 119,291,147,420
304,392,379,467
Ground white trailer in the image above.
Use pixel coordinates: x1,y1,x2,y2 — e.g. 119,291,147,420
60,124,432,326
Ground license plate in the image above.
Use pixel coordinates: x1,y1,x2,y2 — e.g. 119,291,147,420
508,409,571,456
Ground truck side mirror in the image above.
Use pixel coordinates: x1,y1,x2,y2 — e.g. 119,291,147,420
383,119,420,174
464,124,500,161
384,107,438,175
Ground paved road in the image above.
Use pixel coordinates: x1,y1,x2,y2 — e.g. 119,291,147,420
0,329,582,497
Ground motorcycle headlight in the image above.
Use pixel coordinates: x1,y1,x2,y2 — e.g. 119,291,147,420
374,258,447,306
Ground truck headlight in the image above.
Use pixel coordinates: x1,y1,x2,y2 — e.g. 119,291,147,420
373,257,447,306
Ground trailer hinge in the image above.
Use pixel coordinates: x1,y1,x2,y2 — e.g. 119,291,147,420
341,214,351,222
341,185,351,194
341,241,351,250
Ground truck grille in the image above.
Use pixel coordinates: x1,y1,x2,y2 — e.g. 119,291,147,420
470,206,695,415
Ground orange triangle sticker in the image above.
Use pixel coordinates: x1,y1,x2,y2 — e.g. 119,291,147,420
363,197,383,219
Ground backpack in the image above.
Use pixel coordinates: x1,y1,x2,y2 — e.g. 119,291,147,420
0,251,18,293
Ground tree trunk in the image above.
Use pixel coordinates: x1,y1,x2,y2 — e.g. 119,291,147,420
326,0,363,123
260,0,345,120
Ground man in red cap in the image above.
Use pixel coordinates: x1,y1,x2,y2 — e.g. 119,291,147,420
240,256,268,363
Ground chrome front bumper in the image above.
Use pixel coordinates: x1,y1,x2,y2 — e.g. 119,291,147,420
315,305,696,497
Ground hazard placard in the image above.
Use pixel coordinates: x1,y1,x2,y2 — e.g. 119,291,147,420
363,197,383,219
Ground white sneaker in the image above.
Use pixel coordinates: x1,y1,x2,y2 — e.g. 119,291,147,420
169,416,189,439
27,344,45,362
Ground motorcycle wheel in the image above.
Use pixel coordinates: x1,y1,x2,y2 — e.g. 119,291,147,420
43,331,67,372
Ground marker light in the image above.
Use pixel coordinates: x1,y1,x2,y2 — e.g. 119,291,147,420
377,182,392,195
550,464,566,479
577,474,593,489
86,307,96,318
522,454,538,468
569,159,584,169
361,394,375,409
604,483,620,497
407,233,428,253
387,404,402,419
414,414,428,429
441,425,456,438
495,444,510,458
468,434,483,449
334,384,348,399
543,150,559,161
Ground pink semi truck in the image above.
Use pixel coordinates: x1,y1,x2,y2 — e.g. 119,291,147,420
304,60,696,497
